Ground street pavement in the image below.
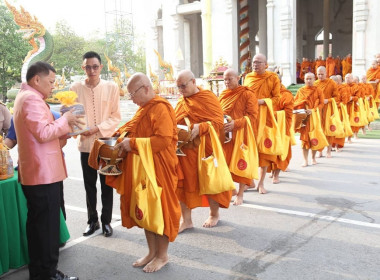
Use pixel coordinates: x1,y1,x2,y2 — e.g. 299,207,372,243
2,100,380,280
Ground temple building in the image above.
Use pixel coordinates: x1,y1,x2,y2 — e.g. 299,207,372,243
145,0,379,86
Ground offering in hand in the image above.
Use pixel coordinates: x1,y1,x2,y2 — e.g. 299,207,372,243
55,91,89,136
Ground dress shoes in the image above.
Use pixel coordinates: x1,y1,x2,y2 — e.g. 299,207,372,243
50,270,79,280
102,223,113,237
83,221,100,236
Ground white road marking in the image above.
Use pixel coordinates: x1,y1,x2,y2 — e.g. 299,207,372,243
240,203,380,229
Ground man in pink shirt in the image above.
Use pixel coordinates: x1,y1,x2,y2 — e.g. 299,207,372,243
70,51,121,237
14,61,81,280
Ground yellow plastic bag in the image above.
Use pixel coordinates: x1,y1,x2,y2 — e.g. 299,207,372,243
309,109,328,150
340,104,353,137
325,99,345,137
198,122,235,195
275,110,290,161
350,99,368,126
257,99,283,155
369,98,379,120
130,138,164,235
229,116,258,180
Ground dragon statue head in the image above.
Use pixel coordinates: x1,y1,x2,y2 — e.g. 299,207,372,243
5,0,53,83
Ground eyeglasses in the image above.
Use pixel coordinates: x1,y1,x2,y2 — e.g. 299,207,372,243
129,85,145,98
84,65,100,71
252,61,264,65
177,79,193,90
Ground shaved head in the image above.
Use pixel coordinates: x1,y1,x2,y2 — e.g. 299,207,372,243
176,69,197,97
127,72,154,106
316,66,327,81
223,68,240,90
252,53,267,74
304,72,315,86
345,73,353,84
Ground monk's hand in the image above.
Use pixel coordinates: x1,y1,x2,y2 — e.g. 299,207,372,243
324,99,328,104
306,109,312,115
115,138,131,156
258,99,265,105
224,120,234,132
190,123,200,141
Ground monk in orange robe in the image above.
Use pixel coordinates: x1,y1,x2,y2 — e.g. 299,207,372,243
366,60,380,108
335,56,342,75
342,54,352,78
174,69,231,232
107,73,181,273
219,68,258,205
325,54,336,78
331,75,349,150
244,53,280,194
314,56,326,74
269,83,294,183
343,74,360,143
299,58,311,82
315,66,338,158
294,73,323,166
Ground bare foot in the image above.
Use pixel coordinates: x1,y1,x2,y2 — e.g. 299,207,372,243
232,188,237,196
233,195,244,206
178,221,193,233
312,159,317,165
316,152,323,158
202,215,219,228
268,173,273,178
348,140,353,144
143,256,169,273
133,254,155,268
336,148,342,153
326,153,332,158
272,178,280,184
301,162,308,167
257,183,267,194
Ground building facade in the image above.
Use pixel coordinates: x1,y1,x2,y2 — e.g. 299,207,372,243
145,0,380,86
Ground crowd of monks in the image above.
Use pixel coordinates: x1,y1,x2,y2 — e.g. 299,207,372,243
297,53,353,83
92,52,380,273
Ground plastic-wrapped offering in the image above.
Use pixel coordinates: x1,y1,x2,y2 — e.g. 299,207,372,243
55,91,89,136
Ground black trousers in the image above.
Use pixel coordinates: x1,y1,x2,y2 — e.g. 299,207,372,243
22,182,61,280
59,181,66,220
80,152,113,224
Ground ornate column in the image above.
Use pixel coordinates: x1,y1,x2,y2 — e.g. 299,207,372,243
280,1,296,86
266,0,275,67
239,0,250,74
172,14,185,75
201,0,212,75
352,0,368,74
323,0,330,58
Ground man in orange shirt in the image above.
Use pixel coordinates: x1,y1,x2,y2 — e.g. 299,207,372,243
174,69,231,231
294,73,324,166
110,73,181,273
219,68,258,205
244,53,280,194
315,66,338,158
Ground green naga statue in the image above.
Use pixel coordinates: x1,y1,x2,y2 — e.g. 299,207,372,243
5,0,54,83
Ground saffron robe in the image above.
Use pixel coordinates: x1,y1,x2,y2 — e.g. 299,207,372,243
219,85,258,185
294,86,323,149
174,88,231,209
106,96,181,242
243,71,281,167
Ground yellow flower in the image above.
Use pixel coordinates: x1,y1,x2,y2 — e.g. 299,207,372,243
54,91,78,106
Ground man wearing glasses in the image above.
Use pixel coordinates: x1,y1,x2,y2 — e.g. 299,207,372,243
243,53,280,195
70,51,121,237
174,69,231,232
